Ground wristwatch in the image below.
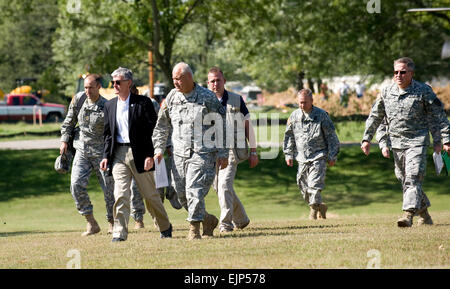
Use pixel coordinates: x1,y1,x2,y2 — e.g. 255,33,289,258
250,151,257,156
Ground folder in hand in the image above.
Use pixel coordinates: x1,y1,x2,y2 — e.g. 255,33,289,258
155,158,169,188
433,152,444,175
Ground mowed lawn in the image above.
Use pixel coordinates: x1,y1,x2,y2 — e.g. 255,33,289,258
0,147,449,269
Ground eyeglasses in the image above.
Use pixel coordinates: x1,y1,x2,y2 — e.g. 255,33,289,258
393,70,408,75
111,80,127,86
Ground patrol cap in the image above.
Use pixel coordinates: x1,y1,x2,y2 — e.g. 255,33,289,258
54,153,70,174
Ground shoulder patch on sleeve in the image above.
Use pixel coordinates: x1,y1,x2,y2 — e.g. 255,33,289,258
161,99,168,110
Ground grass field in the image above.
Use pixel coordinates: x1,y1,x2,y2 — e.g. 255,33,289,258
0,146,449,269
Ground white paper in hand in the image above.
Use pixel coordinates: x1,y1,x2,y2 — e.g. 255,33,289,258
433,152,444,175
155,158,169,189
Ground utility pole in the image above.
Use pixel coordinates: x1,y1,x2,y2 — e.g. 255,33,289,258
148,48,154,99
148,16,155,99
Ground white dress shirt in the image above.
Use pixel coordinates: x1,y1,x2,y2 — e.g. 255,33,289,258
116,94,130,143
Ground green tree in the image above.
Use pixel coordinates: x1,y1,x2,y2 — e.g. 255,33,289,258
0,0,64,103
53,0,208,95
218,0,450,92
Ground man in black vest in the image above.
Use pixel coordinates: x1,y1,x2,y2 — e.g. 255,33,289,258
207,67,258,233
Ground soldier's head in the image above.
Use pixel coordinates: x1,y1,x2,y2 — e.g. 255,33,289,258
84,74,102,102
297,89,313,113
393,57,414,89
172,62,194,94
111,67,133,98
207,67,226,99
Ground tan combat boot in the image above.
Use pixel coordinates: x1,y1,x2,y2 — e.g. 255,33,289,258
134,220,145,229
107,219,114,234
81,214,100,236
187,221,202,240
417,208,433,226
397,211,414,227
318,203,328,219
309,204,319,220
202,212,219,237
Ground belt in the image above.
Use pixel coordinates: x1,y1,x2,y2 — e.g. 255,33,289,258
117,143,131,147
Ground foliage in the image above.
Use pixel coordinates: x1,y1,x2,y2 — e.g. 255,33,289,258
219,0,450,91
1,0,449,100
0,0,65,103
53,0,207,95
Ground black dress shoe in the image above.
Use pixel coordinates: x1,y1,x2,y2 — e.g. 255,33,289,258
111,237,125,242
160,224,172,238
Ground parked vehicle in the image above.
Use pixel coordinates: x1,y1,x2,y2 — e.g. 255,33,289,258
0,93,66,122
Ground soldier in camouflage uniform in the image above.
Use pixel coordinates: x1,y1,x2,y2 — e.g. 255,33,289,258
60,74,115,236
153,62,228,240
283,89,340,220
362,57,450,227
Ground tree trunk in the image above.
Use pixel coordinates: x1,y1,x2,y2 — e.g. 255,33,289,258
297,71,305,91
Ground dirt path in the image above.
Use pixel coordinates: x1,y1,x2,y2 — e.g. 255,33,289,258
0,138,362,151
0,138,60,150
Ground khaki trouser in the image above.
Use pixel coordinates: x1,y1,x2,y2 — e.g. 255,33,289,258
213,150,249,231
111,146,170,240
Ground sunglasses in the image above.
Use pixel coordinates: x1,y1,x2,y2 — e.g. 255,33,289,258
111,80,127,86
393,70,408,75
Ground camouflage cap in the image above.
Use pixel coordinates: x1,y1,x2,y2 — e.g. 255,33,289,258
54,153,71,174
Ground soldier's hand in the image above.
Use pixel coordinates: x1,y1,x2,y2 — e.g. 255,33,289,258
218,157,228,170
100,159,108,171
361,141,371,156
434,143,443,154
249,152,259,168
144,157,154,171
154,153,164,165
286,159,294,167
60,142,68,155
443,143,450,154
381,147,390,159
328,160,336,167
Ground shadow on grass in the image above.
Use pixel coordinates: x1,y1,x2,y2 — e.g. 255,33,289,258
0,229,80,238
0,149,86,202
1,147,448,211
235,146,449,210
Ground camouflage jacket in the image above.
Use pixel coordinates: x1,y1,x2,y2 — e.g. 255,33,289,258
283,106,340,163
363,79,450,149
152,84,228,159
60,92,108,156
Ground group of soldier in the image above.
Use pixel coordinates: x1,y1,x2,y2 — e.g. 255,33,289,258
59,56,450,242
60,63,258,241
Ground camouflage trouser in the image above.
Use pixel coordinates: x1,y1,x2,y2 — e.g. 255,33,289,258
392,146,430,213
70,150,115,221
172,152,216,222
130,179,145,222
297,158,327,206
213,151,249,231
